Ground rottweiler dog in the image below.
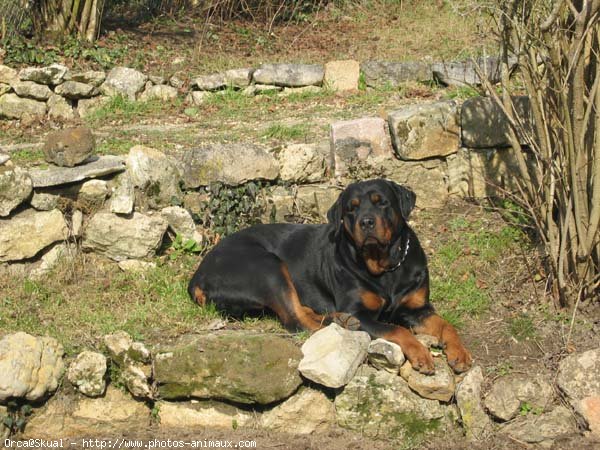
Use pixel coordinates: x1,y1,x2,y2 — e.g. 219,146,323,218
188,179,472,374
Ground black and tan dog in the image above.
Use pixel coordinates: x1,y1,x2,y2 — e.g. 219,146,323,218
188,179,471,374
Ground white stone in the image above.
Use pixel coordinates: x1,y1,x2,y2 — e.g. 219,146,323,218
0,165,32,217
67,351,107,397
367,338,405,372
158,401,253,430
101,67,148,100
83,211,168,261
298,323,370,388
278,142,329,183
161,206,203,243
0,332,64,401
0,209,67,262
324,60,360,91
261,387,335,434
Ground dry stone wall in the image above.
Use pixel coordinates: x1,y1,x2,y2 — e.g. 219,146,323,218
0,327,595,445
1,60,534,272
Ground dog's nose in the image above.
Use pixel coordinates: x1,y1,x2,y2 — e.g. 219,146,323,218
360,216,376,230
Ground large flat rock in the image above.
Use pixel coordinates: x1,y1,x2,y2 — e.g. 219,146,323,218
461,96,532,148
179,143,279,188
154,333,303,405
0,209,67,262
28,155,125,188
82,212,168,261
253,63,324,87
24,386,149,438
0,93,47,119
361,60,432,87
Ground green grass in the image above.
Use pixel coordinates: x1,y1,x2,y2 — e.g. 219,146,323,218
84,94,171,124
10,149,45,164
0,254,219,354
508,314,537,341
261,123,309,140
445,85,481,100
432,275,490,328
430,219,526,328
96,137,137,155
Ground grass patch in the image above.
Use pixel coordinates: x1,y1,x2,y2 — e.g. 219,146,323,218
508,314,537,341
431,275,490,328
9,149,45,164
429,217,526,327
96,137,137,155
445,85,481,100
261,123,308,140
0,253,219,353
84,95,171,124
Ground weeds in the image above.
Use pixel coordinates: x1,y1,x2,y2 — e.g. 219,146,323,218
84,95,168,124
261,123,308,141
429,215,526,328
198,181,269,237
509,314,536,341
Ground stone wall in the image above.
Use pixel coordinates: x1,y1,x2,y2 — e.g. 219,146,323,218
0,57,506,121
1,59,532,272
1,328,596,444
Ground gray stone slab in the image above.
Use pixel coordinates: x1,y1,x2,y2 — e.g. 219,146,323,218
29,155,126,188
461,96,533,148
361,60,433,87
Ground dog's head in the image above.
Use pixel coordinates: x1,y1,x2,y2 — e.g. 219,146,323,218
327,179,416,276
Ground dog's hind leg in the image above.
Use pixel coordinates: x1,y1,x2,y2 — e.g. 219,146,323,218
189,248,332,331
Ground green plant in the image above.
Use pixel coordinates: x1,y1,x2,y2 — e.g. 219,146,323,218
2,402,32,434
169,234,203,260
509,314,536,341
519,401,543,416
151,404,161,422
358,71,367,91
261,123,308,140
2,36,58,65
487,361,514,377
108,361,125,390
199,182,268,237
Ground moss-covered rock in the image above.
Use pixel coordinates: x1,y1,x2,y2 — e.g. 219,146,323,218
335,365,455,440
153,332,303,405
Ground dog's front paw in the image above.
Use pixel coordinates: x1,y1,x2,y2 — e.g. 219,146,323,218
328,312,361,331
404,343,435,375
445,343,472,373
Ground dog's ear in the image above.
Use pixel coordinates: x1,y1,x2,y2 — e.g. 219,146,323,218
327,191,344,240
327,193,343,225
388,181,416,220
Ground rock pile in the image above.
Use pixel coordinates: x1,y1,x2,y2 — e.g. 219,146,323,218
0,327,596,446
0,56,511,121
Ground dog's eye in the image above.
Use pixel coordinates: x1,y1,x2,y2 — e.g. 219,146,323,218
348,199,360,212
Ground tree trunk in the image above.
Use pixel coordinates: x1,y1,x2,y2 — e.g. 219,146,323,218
32,0,104,41
488,0,600,305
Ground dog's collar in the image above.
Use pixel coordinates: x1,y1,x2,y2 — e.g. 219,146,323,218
384,234,411,273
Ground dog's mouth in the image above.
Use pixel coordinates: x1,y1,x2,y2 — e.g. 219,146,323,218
360,235,389,250
360,237,392,275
